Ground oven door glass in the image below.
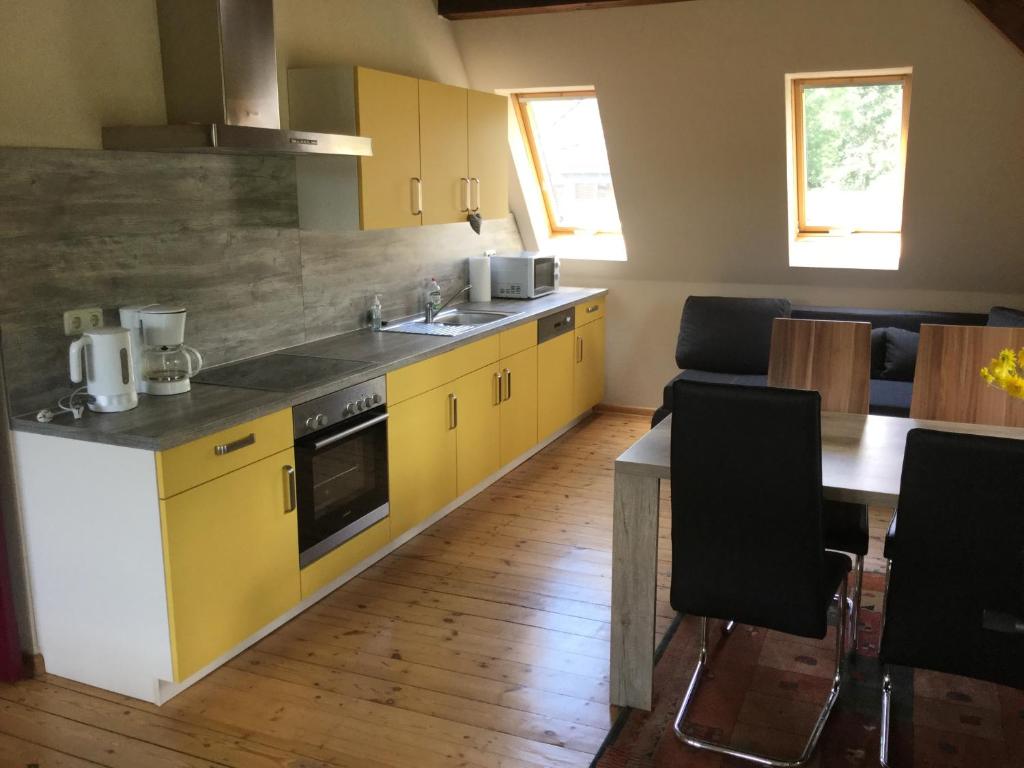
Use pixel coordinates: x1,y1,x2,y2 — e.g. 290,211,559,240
294,411,388,567
533,257,556,294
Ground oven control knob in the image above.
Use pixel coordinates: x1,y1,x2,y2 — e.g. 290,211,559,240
305,416,316,430
372,393,382,404
344,402,355,416
354,400,364,412
363,396,373,408
315,413,327,427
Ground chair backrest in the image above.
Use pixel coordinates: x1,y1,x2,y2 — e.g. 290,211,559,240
880,429,1024,688
910,324,1024,427
670,380,828,638
767,318,871,414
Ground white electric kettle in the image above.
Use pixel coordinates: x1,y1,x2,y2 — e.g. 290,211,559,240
68,328,139,413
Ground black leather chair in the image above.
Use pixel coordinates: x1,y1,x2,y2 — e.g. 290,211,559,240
878,429,1024,767
670,381,852,767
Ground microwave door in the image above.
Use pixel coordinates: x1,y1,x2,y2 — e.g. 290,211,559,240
535,258,556,294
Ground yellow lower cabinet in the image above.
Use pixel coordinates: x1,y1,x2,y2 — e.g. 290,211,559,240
499,346,538,466
388,384,458,538
300,519,391,599
537,332,575,440
454,363,502,495
161,448,300,682
574,317,606,415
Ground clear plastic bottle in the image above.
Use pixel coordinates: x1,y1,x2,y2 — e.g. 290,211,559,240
427,278,442,314
370,294,383,331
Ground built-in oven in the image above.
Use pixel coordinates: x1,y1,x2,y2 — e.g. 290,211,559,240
292,377,388,568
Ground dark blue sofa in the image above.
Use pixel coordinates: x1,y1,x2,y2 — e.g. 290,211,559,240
652,297,990,427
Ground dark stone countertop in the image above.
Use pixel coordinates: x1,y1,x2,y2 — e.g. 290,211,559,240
9,288,607,451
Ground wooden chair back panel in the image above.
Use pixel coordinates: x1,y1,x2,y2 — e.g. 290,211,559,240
910,325,1024,427
767,318,871,414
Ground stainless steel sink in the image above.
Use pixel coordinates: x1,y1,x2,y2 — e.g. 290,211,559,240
383,308,515,336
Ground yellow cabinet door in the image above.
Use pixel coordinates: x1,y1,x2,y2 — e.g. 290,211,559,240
388,385,457,538
468,89,509,220
537,333,576,440
454,363,502,495
499,346,538,466
419,79,469,225
355,67,421,230
161,448,300,682
574,317,606,415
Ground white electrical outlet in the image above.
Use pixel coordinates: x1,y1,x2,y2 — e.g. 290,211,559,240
63,307,104,336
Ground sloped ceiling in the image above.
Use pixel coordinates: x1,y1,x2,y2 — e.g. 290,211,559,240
439,0,1024,56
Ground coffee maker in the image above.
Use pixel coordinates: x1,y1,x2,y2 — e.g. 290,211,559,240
119,305,203,395
68,327,139,412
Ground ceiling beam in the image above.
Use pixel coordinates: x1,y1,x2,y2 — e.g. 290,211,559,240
966,0,1024,54
437,0,694,20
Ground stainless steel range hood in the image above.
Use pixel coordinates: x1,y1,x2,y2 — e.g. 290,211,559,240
103,0,371,157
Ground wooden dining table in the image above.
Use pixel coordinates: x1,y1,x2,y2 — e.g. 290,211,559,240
610,411,1024,710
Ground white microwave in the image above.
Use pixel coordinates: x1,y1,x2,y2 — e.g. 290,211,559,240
490,252,559,299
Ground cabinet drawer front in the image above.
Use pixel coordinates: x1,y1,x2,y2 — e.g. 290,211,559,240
156,409,293,499
161,448,300,681
300,518,390,599
387,335,499,405
499,321,537,358
577,296,606,325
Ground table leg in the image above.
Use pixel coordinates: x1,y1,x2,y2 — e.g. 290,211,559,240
610,471,661,710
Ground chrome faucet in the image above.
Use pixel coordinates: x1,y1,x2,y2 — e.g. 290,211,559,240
426,284,472,323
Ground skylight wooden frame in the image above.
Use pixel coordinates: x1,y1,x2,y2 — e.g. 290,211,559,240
792,73,912,237
512,90,621,236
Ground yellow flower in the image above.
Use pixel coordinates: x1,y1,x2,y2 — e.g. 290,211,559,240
980,348,1024,401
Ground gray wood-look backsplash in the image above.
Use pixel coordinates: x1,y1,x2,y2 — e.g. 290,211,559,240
0,148,522,416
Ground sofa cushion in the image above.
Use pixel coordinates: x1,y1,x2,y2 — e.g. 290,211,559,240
881,327,919,382
870,379,914,416
870,328,887,378
676,296,791,374
988,306,1024,328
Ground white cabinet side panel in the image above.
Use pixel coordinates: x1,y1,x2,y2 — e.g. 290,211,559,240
12,432,172,702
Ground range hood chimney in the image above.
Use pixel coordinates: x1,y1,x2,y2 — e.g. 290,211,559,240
103,0,371,157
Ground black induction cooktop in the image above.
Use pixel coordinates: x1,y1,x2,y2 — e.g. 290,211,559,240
192,354,374,393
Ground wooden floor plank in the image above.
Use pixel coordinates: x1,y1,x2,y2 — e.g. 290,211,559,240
2,412,665,768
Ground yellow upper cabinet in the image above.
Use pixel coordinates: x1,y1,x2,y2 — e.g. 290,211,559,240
355,67,422,230
161,447,300,682
468,90,510,221
574,317,606,416
419,80,470,225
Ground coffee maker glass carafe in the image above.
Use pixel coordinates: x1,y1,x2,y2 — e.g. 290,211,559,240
142,343,203,387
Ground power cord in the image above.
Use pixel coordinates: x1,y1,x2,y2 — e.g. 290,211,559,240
36,387,90,422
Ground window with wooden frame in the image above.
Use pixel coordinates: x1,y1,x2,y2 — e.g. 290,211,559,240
792,73,912,237
512,90,621,235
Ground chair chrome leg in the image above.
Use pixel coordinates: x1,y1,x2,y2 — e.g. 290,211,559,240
723,620,736,635
673,581,848,767
880,558,892,645
880,670,893,767
850,555,864,651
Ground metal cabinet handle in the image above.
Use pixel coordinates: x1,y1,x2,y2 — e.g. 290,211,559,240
411,177,423,215
493,372,502,405
448,393,458,430
504,368,512,401
214,433,255,456
283,465,297,514
577,337,584,363
471,177,481,212
586,304,600,314
460,177,471,213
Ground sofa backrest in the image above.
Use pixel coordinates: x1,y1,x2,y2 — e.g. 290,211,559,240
676,296,791,374
791,306,987,332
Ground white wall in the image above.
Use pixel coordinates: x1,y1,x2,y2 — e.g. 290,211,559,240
452,0,1024,407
